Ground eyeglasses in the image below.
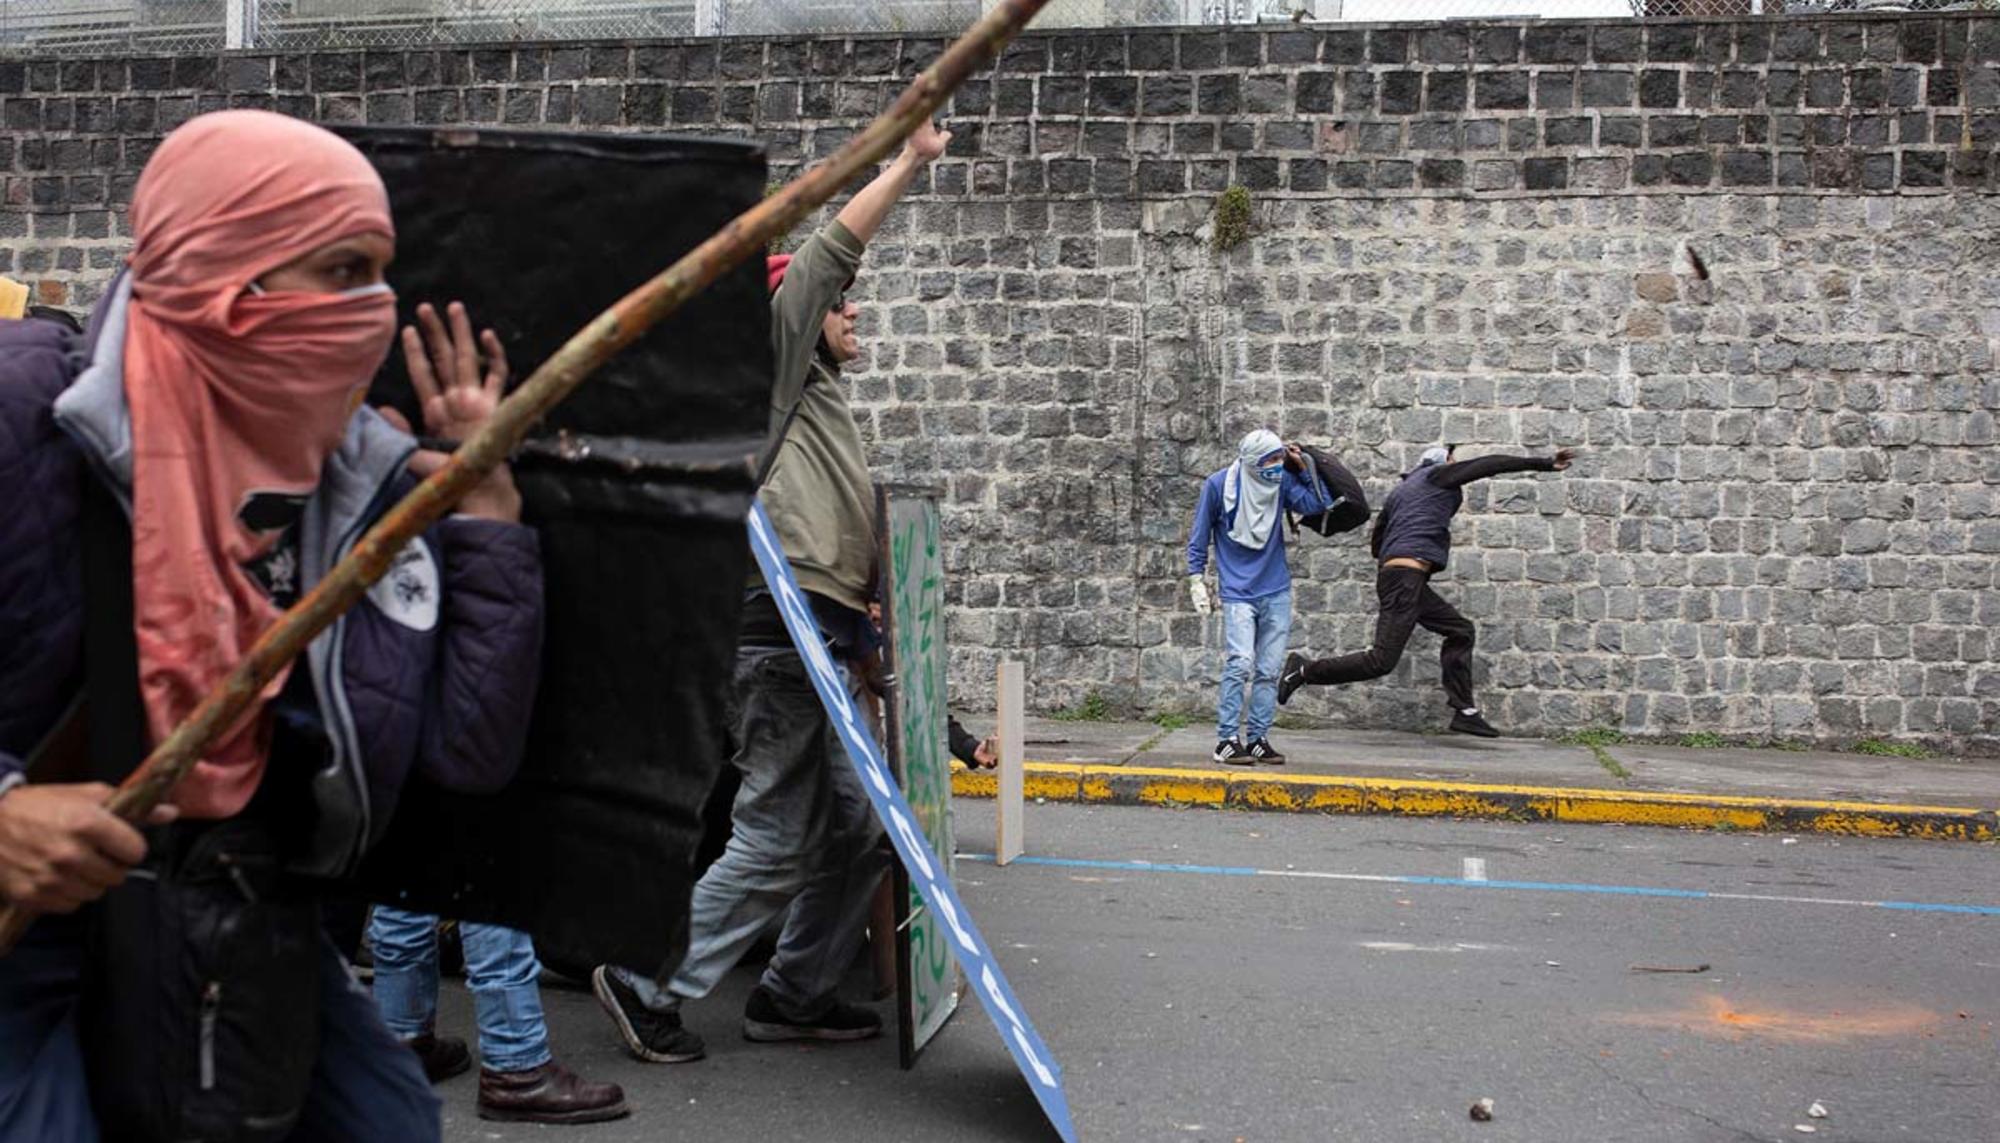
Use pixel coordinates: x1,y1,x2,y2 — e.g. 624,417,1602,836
830,293,848,314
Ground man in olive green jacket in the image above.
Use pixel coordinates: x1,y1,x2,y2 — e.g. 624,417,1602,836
596,121,951,1062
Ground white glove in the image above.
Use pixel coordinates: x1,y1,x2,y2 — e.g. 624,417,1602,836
1188,575,1213,617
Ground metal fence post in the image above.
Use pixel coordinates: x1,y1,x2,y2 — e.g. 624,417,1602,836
225,0,256,49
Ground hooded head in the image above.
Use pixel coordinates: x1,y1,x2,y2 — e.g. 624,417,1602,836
1223,428,1287,551
123,110,400,818
1238,428,1287,485
1415,444,1453,471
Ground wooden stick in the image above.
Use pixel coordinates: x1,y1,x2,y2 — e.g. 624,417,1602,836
0,0,1052,955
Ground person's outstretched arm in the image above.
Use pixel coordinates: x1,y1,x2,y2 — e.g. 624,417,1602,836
763,119,953,449
1430,448,1576,490
834,119,952,245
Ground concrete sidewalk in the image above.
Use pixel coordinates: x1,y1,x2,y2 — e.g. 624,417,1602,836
950,719,2000,841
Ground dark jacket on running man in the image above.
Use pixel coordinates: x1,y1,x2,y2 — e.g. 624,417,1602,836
1370,453,1564,572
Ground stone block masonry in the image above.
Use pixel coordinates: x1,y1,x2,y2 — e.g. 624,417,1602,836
5,14,2000,750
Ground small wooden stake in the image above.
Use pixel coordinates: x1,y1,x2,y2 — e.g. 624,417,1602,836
996,659,1025,866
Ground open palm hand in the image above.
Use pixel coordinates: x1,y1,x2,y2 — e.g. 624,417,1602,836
405,301,507,442
398,300,520,521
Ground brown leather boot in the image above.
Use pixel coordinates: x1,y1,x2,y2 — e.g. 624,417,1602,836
477,1061,629,1124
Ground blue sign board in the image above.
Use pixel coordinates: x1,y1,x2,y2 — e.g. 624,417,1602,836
746,501,1077,1143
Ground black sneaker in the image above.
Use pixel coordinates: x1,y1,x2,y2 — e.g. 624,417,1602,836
1450,709,1500,738
1212,738,1248,765
1277,653,1309,706
591,966,707,1064
1246,738,1286,765
742,986,882,1043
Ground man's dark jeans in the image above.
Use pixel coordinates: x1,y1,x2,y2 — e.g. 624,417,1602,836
613,643,889,1018
1301,565,1477,711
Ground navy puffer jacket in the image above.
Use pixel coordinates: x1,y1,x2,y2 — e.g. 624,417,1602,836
0,286,545,878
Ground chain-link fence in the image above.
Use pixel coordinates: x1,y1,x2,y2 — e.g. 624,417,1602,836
0,0,1988,54
1633,0,1985,15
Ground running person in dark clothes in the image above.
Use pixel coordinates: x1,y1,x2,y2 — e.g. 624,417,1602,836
1277,444,1576,737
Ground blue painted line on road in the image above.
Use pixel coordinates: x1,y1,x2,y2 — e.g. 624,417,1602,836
959,854,2000,918
1403,876,1708,899
960,854,1263,878
1875,900,2000,916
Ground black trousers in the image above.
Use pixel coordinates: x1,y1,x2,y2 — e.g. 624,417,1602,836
1302,565,1477,711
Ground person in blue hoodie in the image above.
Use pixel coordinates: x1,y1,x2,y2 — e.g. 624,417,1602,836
1186,429,1333,765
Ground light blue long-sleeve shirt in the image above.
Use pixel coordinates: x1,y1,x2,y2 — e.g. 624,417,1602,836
1186,467,1333,603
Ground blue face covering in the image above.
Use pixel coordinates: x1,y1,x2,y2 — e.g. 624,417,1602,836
1256,464,1284,485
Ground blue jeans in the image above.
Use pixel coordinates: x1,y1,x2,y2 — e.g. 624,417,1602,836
613,644,888,1019
0,912,439,1143
0,914,94,1141
368,910,552,1073
1219,591,1293,744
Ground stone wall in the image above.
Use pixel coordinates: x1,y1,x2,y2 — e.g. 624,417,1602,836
5,14,2000,748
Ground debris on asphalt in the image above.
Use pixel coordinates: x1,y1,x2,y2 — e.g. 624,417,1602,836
1544,960,1562,967
1794,1125,1817,1134
1630,963,1712,974
1809,1102,1828,1119
1469,1098,1495,1122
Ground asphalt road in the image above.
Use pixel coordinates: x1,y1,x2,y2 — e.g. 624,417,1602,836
437,804,2000,1143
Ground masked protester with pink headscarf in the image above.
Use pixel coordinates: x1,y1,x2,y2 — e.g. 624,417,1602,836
0,111,551,1141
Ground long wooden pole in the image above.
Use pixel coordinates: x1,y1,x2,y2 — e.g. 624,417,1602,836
0,0,1051,954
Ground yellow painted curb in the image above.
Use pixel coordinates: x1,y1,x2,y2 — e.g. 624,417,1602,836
950,761,2000,842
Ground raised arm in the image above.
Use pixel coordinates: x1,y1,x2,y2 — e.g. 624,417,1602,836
766,223,864,434
762,121,952,453
833,119,951,246
1281,462,1333,516
1430,448,1576,490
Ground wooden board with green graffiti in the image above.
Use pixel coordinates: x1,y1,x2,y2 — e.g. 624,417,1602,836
877,485,962,1069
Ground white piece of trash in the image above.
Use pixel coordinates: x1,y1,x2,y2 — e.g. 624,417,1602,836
1794,1126,1817,1135
1808,1103,1829,1119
